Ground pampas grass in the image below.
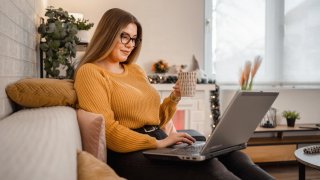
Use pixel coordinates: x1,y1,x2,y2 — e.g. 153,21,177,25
239,55,262,90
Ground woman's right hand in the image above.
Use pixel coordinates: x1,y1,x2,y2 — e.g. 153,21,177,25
156,132,196,148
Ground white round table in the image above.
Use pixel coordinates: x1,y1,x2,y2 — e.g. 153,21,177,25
294,146,320,180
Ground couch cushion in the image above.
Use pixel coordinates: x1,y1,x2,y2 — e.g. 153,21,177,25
77,109,106,162
77,151,125,180
0,106,81,180
5,78,77,108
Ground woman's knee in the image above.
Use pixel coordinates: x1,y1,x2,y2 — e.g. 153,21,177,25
219,150,253,166
218,151,275,180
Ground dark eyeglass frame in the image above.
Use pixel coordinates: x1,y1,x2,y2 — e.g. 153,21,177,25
120,32,141,47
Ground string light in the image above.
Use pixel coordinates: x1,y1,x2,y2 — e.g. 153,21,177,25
209,83,220,130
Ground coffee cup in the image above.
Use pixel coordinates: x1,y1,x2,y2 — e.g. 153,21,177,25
178,71,197,97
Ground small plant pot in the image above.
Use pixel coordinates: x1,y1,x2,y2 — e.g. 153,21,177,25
286,118,296,127
77,30,89,43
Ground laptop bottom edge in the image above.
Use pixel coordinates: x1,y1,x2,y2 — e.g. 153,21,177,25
203,143,247,160
143,143,247,162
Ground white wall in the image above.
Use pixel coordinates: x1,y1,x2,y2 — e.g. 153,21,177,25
47,0,205,73
0,0,47,119
220,89,320,125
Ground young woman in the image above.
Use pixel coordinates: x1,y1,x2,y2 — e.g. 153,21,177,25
74,8,274,180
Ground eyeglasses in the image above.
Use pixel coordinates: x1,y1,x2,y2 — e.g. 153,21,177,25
120,32,141,47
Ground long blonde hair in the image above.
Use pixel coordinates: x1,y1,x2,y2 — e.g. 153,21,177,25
75,8,142,74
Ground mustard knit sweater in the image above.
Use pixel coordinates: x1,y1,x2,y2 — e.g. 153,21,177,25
74,63,177,153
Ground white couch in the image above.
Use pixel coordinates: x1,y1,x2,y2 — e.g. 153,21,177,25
0,106,81,180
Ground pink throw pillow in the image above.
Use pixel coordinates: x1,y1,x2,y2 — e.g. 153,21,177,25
76,109,106,162
161,120,177,135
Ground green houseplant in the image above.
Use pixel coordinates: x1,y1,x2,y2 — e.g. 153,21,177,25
73,18,94,43
282,110,300,127
74,18,94,30
38,7,79,79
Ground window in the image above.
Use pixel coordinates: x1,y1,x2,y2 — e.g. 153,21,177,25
283,0,320,85
205,0,320,87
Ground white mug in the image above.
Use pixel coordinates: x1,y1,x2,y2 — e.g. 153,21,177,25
178,71,197,97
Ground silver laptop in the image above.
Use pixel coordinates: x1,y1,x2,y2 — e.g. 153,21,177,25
143,91,279,161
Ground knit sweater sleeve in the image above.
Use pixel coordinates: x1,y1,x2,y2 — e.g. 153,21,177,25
74,64,157,153
159,96,178,127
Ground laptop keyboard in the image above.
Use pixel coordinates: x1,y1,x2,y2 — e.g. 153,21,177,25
172,142,205,154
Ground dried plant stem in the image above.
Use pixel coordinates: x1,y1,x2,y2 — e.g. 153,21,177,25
239,56,262,90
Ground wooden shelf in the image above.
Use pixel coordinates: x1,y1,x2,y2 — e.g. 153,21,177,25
243,124,320,163
255,124,319,132
248,135,320,146
242,145,297,163
254,124,320,138
76,42,88,51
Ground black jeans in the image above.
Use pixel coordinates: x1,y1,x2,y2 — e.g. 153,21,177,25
107,149,274,180
107,129,274,180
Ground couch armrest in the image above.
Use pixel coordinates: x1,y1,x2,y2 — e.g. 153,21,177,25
0,106,81,180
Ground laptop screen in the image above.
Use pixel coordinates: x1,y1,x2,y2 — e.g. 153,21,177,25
201,91,279,154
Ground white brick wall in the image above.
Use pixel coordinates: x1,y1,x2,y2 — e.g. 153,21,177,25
0,0,47,119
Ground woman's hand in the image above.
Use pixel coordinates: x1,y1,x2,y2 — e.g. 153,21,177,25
172,81,181,97
169,81,182,103
156,132,196,148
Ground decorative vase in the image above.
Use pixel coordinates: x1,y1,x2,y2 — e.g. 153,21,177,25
260,108,277,128
286,118,296,127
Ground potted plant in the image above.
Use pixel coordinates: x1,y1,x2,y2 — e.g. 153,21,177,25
282,110,300,127
38,6,79,79
74,18,94,43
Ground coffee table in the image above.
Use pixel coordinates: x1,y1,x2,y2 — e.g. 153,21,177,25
294,146,320,180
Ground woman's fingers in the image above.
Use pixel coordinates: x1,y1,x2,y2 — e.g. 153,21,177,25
181,137,194,145
183,132,196,142
177,132,196,144
158,132,197,148
173,81,181,97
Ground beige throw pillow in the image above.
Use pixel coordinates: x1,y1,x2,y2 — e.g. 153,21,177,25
77,151,125,180
77,109,106,162
5,78,77,108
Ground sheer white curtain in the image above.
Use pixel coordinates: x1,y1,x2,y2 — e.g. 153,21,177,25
210,0,320,87
213,0,266,85
283,0,320,85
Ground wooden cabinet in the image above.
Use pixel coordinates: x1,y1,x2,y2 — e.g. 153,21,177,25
243,144,297,163
242,124,320,163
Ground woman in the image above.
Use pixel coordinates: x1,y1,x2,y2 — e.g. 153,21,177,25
74,8,274,180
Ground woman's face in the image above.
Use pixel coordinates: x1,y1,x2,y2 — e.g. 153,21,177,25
107,23,138,63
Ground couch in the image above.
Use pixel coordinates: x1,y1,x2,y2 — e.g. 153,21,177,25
0,106,126,180
0,106,81,180
0,78,125,180
0,78,274,180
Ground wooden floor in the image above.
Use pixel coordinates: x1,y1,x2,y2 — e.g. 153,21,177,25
261,164,320,180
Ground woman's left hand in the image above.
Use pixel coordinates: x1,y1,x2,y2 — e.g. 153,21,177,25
156,132,196,148
172,81,181,97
